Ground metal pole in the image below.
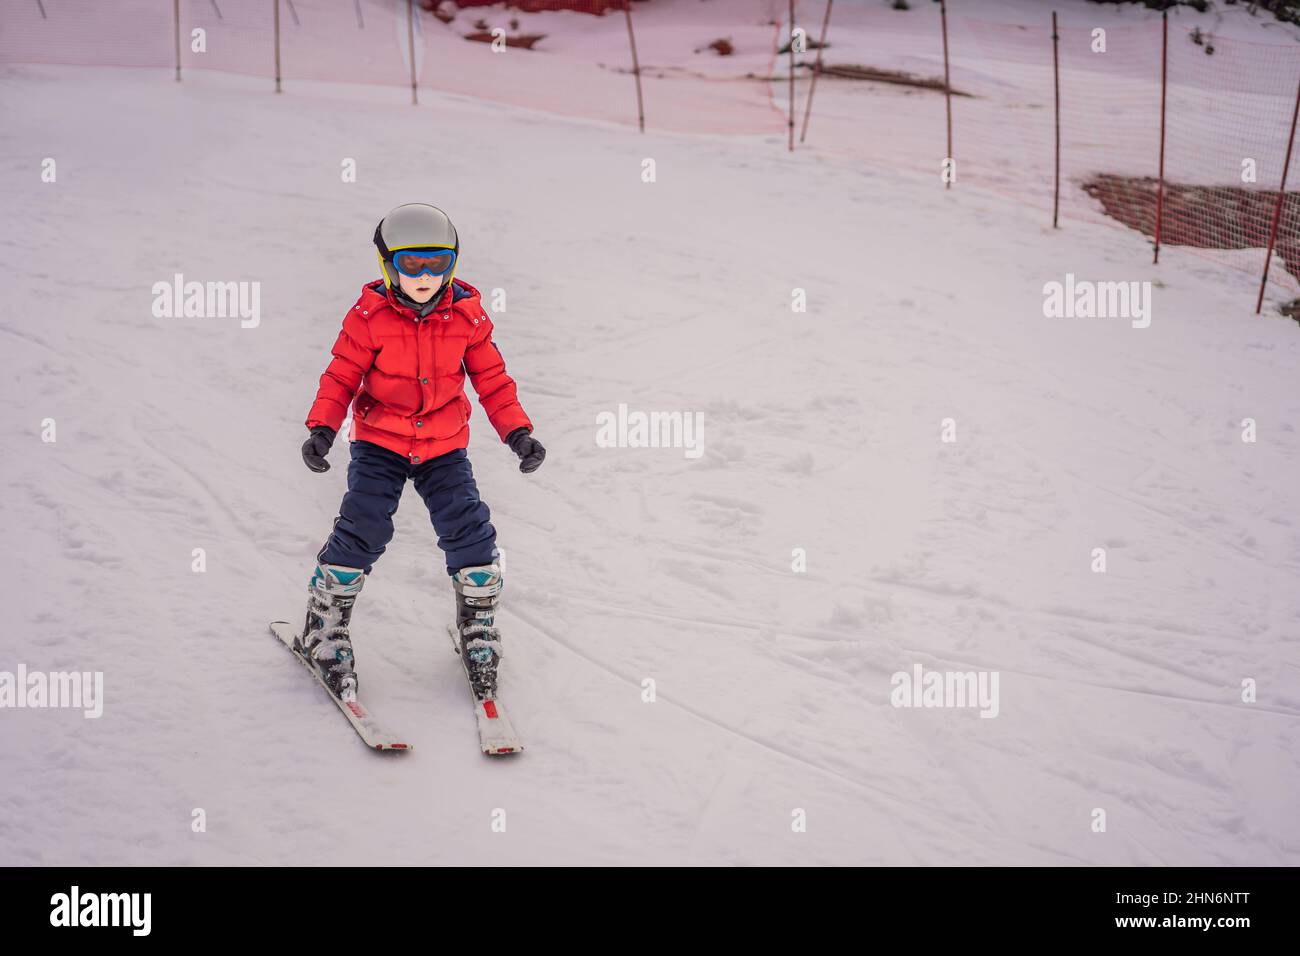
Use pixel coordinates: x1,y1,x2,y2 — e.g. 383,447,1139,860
1255,77,1300,314
174,0,181,81
1154,10,1167,263
623,1,645,132
408,0,418,106
1052,11,1060,228
941,0,952,189
354,0,364,29
788,0,795,152
799,0,833,144
35,0,47,19
273,0,282,93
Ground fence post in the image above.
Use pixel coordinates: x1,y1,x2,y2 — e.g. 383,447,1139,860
273,0,282,93
408,0,418,106
940,0,952,189
623,1,645,132
174,0,181,81
788,0,796,152
1255,77,1300,315
1153,10,1167,263
800,0,834,144
1052,11,1060,228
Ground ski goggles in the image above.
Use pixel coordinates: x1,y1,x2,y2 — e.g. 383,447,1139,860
389,248,457,279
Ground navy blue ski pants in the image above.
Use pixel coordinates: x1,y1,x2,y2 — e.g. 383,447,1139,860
317,440,497,575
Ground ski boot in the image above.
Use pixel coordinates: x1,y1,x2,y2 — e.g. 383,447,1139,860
295,563,365,701
452,564,504,699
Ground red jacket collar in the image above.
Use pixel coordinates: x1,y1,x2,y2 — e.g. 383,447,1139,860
358,278,480,323
356,280,445,322
365,278,479,322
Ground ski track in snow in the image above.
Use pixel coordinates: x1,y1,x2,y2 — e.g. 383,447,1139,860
2,40,1299,866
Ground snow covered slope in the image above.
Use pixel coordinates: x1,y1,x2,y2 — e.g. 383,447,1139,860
1,54,1297,865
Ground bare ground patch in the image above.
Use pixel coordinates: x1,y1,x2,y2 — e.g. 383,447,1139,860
1082,173,1300,282
802,63,970,96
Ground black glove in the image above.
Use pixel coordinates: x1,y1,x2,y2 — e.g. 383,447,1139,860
506,427,546,474
301,426,336,473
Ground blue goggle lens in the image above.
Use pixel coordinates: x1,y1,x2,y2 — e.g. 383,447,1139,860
392,249,456,278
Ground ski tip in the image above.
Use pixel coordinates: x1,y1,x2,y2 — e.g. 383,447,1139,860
378,743,414,752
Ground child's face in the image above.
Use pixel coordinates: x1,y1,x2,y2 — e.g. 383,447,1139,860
397,270,440,304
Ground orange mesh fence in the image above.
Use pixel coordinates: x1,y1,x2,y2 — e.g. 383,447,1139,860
788,2,1300,297
2,0,1298,297
420,0,785,132
782,1,950,170
0,0,785,131
280,0,411,88
0,0,173,68
175,1,410,86
178,0,275,80
956,19,1163,227
1163,23,1300,291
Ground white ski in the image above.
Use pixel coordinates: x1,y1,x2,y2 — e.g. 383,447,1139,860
446,624,524,756
270,621,413,752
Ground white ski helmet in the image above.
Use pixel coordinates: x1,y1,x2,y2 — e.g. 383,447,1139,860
373,203,460,295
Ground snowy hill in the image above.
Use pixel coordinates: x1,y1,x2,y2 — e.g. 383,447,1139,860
1,8,1298,865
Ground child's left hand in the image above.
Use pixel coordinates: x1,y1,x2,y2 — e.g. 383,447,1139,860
506,428,546,474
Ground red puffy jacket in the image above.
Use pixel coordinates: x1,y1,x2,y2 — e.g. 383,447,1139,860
306,279,531,464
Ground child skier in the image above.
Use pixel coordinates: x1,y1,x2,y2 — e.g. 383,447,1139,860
295,202,545,709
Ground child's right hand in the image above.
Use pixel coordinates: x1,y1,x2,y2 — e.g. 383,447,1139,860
301,426,337,473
